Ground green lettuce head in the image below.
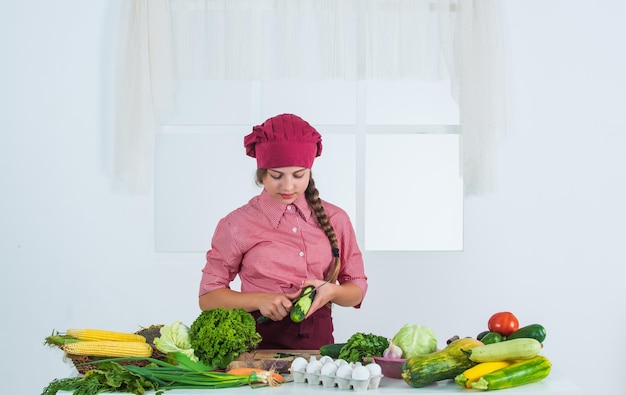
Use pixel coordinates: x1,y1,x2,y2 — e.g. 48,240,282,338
189,308,262,369
153,320,198,361
392,323,437,359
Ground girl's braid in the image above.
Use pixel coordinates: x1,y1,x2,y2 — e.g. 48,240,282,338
305,176,341,283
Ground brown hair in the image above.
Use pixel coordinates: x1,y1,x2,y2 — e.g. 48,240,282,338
256,169,341,283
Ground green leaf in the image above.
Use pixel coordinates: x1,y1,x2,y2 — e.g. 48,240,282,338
337,332,389,363
171,351,215,372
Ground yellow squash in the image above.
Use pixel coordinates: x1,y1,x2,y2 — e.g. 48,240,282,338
455,361,513,388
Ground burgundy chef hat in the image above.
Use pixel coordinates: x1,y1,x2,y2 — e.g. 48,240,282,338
244,113,323,169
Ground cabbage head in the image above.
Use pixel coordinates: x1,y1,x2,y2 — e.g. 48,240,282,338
391,323,437,359
153,320,198,361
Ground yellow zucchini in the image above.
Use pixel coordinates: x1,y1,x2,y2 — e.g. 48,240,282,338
455,361,513,388
471,355,551,390
462,338,542,362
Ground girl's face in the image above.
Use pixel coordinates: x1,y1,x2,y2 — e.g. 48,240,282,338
262,166,311,205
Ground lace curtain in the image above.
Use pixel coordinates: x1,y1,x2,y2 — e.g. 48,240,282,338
114,0,505,195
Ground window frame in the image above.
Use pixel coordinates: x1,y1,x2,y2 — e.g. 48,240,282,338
155,79,463,253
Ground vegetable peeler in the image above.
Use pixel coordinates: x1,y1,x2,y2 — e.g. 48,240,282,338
257,281,329,323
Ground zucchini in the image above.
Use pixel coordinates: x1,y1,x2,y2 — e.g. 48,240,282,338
471,355,551,390
289,286,316,323
463,338,542,362
319,343,347,358
401,337,483,388
507,324,547,343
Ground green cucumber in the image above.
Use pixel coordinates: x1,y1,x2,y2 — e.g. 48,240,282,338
506,324,547,343
476,331,490,341
289,286,316,323
480,332,505,345
471,355,551,390
319,343,347,358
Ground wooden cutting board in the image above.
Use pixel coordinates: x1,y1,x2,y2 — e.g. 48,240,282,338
227,349,321,373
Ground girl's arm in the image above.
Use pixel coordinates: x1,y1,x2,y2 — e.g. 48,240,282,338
199,288,300,321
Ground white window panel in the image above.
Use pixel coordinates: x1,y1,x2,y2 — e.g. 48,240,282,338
260,80,357,125
309,133,357,225
364,133,463,251
366,80,459,125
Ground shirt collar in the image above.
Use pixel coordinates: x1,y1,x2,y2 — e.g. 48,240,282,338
259,189,313,228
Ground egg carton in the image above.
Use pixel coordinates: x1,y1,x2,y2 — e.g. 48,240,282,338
289,356,383,392
291,370,382,391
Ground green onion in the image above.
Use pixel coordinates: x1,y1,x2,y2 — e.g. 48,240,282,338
42,357,285,394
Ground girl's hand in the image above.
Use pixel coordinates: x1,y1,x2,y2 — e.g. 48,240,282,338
257,293,295,321
301,279,335,319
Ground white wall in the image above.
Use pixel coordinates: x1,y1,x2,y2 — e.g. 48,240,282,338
1,1,624,394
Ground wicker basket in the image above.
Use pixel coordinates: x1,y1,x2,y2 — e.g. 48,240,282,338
66,325,167,374
67,346,167,374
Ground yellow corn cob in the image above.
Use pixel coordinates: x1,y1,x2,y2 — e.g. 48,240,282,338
66,329,146,343
62,341,153,357
456,360,514,388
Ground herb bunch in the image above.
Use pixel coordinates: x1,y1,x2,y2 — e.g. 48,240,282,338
338,332,389,363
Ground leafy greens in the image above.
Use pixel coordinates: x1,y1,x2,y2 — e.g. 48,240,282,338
337,332,389,363
41,362,158,395
188,307,262,369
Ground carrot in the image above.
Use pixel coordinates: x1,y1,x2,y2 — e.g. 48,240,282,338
226,367,285,385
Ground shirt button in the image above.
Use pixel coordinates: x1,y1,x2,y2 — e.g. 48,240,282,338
299,251,304,257
292,227,298,233
287,205,292,210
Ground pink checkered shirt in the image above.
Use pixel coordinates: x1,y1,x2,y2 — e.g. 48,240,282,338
199,189,367,305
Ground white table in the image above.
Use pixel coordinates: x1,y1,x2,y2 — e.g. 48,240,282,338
59,370,581,394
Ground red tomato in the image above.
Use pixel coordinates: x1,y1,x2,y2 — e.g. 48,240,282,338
488,312,519,337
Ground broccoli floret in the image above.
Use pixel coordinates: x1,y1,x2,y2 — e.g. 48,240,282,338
188,308,262,369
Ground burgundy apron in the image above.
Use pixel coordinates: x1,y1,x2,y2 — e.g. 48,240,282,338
253,307,334,349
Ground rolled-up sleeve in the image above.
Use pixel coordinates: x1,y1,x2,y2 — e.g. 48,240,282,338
199,217,242,296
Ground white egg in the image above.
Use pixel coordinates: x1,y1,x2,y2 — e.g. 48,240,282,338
290,356,308,372
366,362,382,376
306,359,323,374
319,355,334,365
336,364,353,379
334,358,349,367
320,362,338,376
352,365,371,381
